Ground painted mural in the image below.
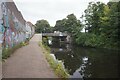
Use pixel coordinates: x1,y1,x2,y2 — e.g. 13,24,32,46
0,2,34,49
0,24,4,47
0,2,4,48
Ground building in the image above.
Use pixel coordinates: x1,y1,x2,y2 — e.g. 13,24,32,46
26,21,35,39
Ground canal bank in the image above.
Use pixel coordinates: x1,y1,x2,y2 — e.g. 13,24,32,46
39,42,69,79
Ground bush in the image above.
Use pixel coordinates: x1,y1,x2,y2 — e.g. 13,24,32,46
75,32,120,50
75,33,106,48
42,37,48,46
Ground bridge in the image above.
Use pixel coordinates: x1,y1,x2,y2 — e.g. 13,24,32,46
42,33,68,37
42,33,71,43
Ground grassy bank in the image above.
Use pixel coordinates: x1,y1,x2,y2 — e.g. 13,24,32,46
39,42,69,79
2,42,28,60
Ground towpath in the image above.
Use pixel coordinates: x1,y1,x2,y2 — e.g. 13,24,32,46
2,34,57,78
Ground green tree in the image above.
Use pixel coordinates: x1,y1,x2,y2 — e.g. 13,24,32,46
54,19,67,32
106,2,120,48
65,14,79,33
84,2,105,35
54,14,83,34
75,1,120,49
35,19,51,33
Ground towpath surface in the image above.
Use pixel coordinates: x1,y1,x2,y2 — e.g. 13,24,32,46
2,34,57,78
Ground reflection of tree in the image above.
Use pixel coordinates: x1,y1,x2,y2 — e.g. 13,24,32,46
54,51,82,75
82,48,119,78
51,44,119,78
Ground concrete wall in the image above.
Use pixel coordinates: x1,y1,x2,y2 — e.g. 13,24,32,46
0,2,35,49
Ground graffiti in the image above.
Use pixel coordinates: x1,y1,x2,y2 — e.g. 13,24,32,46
0,2,35,49
0,24,4,46
0,2,4,48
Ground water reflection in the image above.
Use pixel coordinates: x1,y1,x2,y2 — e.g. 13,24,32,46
49,42,119,78
82,57,88,64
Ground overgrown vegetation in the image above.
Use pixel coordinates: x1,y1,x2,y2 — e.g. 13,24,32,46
42,37,48,46
39,42,69,79
35,1,119,50
2,42,28,60
53,1,120,50
76,1,120,50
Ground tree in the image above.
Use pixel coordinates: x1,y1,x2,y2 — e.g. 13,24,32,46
35,19,51,33
106,1,120,48
74,1,120,49
54,14,83,34
84,2,105,35
54,19,67,32
65,14,78,33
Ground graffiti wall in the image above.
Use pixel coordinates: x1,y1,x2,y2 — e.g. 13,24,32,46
26,22,35,39
0,2,4,48
0,2,34,49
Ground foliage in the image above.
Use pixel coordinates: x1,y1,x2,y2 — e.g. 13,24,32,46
42,37,48,46
36,1,119,50
76,33,105,47
74,1,120,50
2,42,27,59
39,42,69,79
84,2,106,34
35,19,52,33
54,14,83,34
54,19,66,32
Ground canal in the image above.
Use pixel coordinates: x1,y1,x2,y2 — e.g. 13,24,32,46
48,41,119,78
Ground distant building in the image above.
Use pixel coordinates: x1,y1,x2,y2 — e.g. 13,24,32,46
26,21,35,39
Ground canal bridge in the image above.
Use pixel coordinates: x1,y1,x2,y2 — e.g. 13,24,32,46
42,33,71,43
42,33,68,37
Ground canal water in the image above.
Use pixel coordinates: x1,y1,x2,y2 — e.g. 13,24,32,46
48,42,119,78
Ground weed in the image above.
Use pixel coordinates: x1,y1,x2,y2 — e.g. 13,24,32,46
39,42,69,79
2,42,28,60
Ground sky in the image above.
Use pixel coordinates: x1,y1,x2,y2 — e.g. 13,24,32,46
13,0,109,26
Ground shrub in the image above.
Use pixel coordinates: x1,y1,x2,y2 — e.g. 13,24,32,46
75,33,106,47
42,37,48,46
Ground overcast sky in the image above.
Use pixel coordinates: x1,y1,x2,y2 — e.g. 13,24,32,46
14,0,109,26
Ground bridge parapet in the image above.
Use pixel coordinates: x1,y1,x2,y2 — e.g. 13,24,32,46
42,33,68,37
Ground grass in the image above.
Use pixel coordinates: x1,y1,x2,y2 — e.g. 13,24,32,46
39,42,70,79
2,41,28,60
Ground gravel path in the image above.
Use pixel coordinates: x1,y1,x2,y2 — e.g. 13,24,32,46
2,34,57,78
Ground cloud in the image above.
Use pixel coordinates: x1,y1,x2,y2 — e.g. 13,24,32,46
14,0,109,26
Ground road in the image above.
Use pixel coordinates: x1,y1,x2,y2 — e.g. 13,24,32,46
2,34,57,78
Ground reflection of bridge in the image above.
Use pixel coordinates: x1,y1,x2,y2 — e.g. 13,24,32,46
42,33,68,37
51,48,71,53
